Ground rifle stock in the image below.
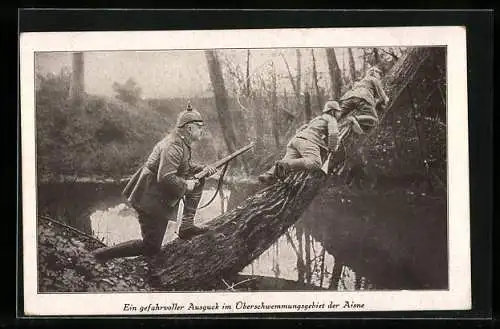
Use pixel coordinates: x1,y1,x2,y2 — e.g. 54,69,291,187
194,142,255,180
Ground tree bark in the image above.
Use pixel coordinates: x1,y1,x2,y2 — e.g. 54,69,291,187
326,48,342,99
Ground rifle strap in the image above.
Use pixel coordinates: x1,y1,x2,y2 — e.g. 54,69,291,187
198,161,230,210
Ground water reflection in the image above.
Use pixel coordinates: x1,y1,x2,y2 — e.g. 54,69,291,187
90,187,359,290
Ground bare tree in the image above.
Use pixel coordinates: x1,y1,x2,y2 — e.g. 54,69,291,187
325,48,342,99
205,50,240,156
296,49,302,99
70,52,84,108
271,63,280,149
362,49,368,74
373,47,381,66
311,49,322,111
304,91,312,121
304,226,312,284
281,52,301,103
347,48,356,83
245,49,251,97
41,48,441,292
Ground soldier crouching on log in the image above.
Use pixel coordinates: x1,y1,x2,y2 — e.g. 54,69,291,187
338,66,390,134
92,104,217,263
258,100,348,184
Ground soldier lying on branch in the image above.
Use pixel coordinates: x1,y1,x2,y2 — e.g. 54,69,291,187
92,104,218,263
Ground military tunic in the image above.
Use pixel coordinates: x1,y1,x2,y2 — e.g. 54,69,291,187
262,113,340,175
339,75,389,132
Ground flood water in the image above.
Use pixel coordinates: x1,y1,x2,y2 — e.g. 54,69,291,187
88,188,344,290
38,178,448,291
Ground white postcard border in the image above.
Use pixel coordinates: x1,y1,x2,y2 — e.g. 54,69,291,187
20,26,470,315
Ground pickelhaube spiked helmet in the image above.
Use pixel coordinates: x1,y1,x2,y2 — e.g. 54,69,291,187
176,102,204,128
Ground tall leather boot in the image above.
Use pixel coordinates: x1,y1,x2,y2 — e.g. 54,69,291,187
275,158,321,179
92,239,144,263
178,181,209,240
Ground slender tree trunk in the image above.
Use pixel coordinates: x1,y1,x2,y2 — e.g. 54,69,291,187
271,63,280,149
39,48,436,292
272,243,280,278
253,95,265,151
246,49,251,97
408,88,433,189
311,50,322,112
295,224,305,283
205,50,248,172
304,227,312,284
296,49,302,99
326,48,342,99
319,241,326,288
347,48,356,83
362,49,368,74
304,92,312,121
70,52,84,109
373,48,381,66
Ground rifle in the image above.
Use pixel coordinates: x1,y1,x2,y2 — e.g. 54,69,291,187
194,142,255,180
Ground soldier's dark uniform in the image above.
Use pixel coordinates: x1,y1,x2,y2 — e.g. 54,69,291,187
92,106,210,262
339,66,390,134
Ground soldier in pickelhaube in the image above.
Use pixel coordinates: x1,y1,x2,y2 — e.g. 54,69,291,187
92,103,217,263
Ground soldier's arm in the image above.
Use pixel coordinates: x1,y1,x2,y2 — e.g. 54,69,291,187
371,77,390,105
157,143,188,198
324,114,340,152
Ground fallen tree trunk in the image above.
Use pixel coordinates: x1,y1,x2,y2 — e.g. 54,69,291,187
150,169,328,290
38,170,328,292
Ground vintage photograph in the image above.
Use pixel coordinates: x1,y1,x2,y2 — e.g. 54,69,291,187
21,27,470,315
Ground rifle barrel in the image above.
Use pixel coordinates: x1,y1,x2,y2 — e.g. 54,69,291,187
212,142,255,168
194,142,255,179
